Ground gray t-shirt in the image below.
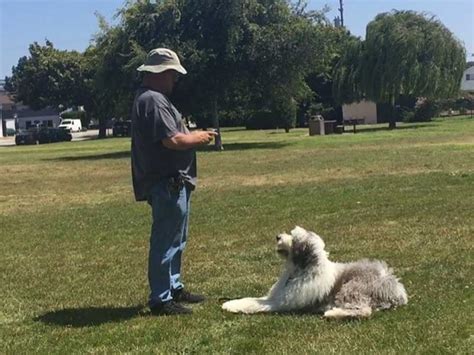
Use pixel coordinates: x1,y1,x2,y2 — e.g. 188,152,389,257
131,87,196,201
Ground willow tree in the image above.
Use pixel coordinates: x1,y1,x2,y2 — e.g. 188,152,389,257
332,38,364,105
334,10,466,129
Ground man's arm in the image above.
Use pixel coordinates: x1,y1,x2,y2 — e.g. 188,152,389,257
162,131,218,150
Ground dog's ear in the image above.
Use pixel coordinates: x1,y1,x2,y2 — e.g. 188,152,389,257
309,232,325,250
291,226,307,238
291,238,317,269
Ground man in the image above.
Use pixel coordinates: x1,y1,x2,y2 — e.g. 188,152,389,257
131,48,217,315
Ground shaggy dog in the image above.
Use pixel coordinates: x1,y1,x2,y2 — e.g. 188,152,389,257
222,226,407,318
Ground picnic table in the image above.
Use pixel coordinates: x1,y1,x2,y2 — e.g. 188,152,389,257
343,118,365,133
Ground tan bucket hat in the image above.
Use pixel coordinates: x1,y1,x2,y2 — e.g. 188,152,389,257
137,48,187,74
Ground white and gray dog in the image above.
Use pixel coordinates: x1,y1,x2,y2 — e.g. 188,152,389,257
222,226,407,318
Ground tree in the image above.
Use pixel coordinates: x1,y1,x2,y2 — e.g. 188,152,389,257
332,37,364,105
246,2,329,132
5,41,89,110
333,11,466,129
6,1,345,139
91,0,335,142
4,40,115,138
90,0,251,147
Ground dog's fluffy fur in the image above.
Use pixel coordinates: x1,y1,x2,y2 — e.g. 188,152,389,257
222,226,407,318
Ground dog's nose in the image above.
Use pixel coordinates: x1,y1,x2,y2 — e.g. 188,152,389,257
276,235,281,241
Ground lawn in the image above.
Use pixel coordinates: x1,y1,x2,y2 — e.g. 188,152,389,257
0,117,473,354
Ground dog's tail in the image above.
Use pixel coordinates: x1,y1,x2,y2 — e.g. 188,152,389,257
324,306,372,319
222,297,275,314
374,275,408,308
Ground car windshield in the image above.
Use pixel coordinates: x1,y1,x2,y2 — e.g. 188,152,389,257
60,121,71,125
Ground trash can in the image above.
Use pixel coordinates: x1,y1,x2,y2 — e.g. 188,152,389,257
309,116,337,136
309,115,324,136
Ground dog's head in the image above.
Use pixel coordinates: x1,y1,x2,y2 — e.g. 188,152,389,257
276,226,327,269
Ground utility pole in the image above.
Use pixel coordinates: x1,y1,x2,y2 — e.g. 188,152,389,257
338,0,344,27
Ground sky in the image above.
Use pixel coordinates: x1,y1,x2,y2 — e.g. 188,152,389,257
1,0,473,79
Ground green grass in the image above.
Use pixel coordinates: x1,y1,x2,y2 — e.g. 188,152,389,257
1,117,473,354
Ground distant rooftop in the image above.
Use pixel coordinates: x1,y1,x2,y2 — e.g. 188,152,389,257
0,92,14,105
16,106,60,118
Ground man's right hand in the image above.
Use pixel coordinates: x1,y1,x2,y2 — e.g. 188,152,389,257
163,130,218,150
193,130,218,145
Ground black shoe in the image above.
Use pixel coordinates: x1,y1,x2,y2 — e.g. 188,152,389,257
172,288,206,303
149,300,192,316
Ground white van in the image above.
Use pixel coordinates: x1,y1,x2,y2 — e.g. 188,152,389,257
58,119,82,132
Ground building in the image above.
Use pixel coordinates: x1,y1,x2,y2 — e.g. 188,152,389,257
342,100,378,124
14,104,61,130
0,82,16,136
0,82,61,136
460,66,474,92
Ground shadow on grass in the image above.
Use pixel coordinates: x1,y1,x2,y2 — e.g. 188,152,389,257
46,142,289,161
46,151,130,161
35,305,144,327
198,141,290,152
354,123,439,134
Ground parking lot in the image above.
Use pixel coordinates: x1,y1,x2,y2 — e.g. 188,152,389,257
0,129,110,147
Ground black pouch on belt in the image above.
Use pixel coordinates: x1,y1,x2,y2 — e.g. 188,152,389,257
168,175,185,193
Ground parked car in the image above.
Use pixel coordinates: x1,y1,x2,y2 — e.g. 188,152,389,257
15,129,38,145
37,128,72,144
113,120,132,137
58,118,82,132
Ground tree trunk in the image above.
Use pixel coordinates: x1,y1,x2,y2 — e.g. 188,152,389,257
388,95,397,130
98,117,107,139
1,117,5,137
84,110,92,130
211,96,224,151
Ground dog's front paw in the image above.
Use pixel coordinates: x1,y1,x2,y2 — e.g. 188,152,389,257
222,300,241,313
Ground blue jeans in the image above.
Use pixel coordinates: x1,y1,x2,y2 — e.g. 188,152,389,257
148,180,191,307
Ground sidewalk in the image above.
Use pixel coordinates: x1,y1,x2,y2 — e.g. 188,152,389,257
0,136,14,147
72,129,101,141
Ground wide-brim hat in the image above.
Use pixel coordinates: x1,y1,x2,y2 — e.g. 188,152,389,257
137,48,187,74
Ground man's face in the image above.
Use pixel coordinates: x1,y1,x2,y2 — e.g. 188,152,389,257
148,70,179,95
163,70,178,95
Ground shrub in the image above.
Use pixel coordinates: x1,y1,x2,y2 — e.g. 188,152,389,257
400,108,415,123
245,98,297,131
271,97,297,132
245,110,275,129
61,111,86,119
412,98,440,122
321,106,338,121
219,109,248,127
